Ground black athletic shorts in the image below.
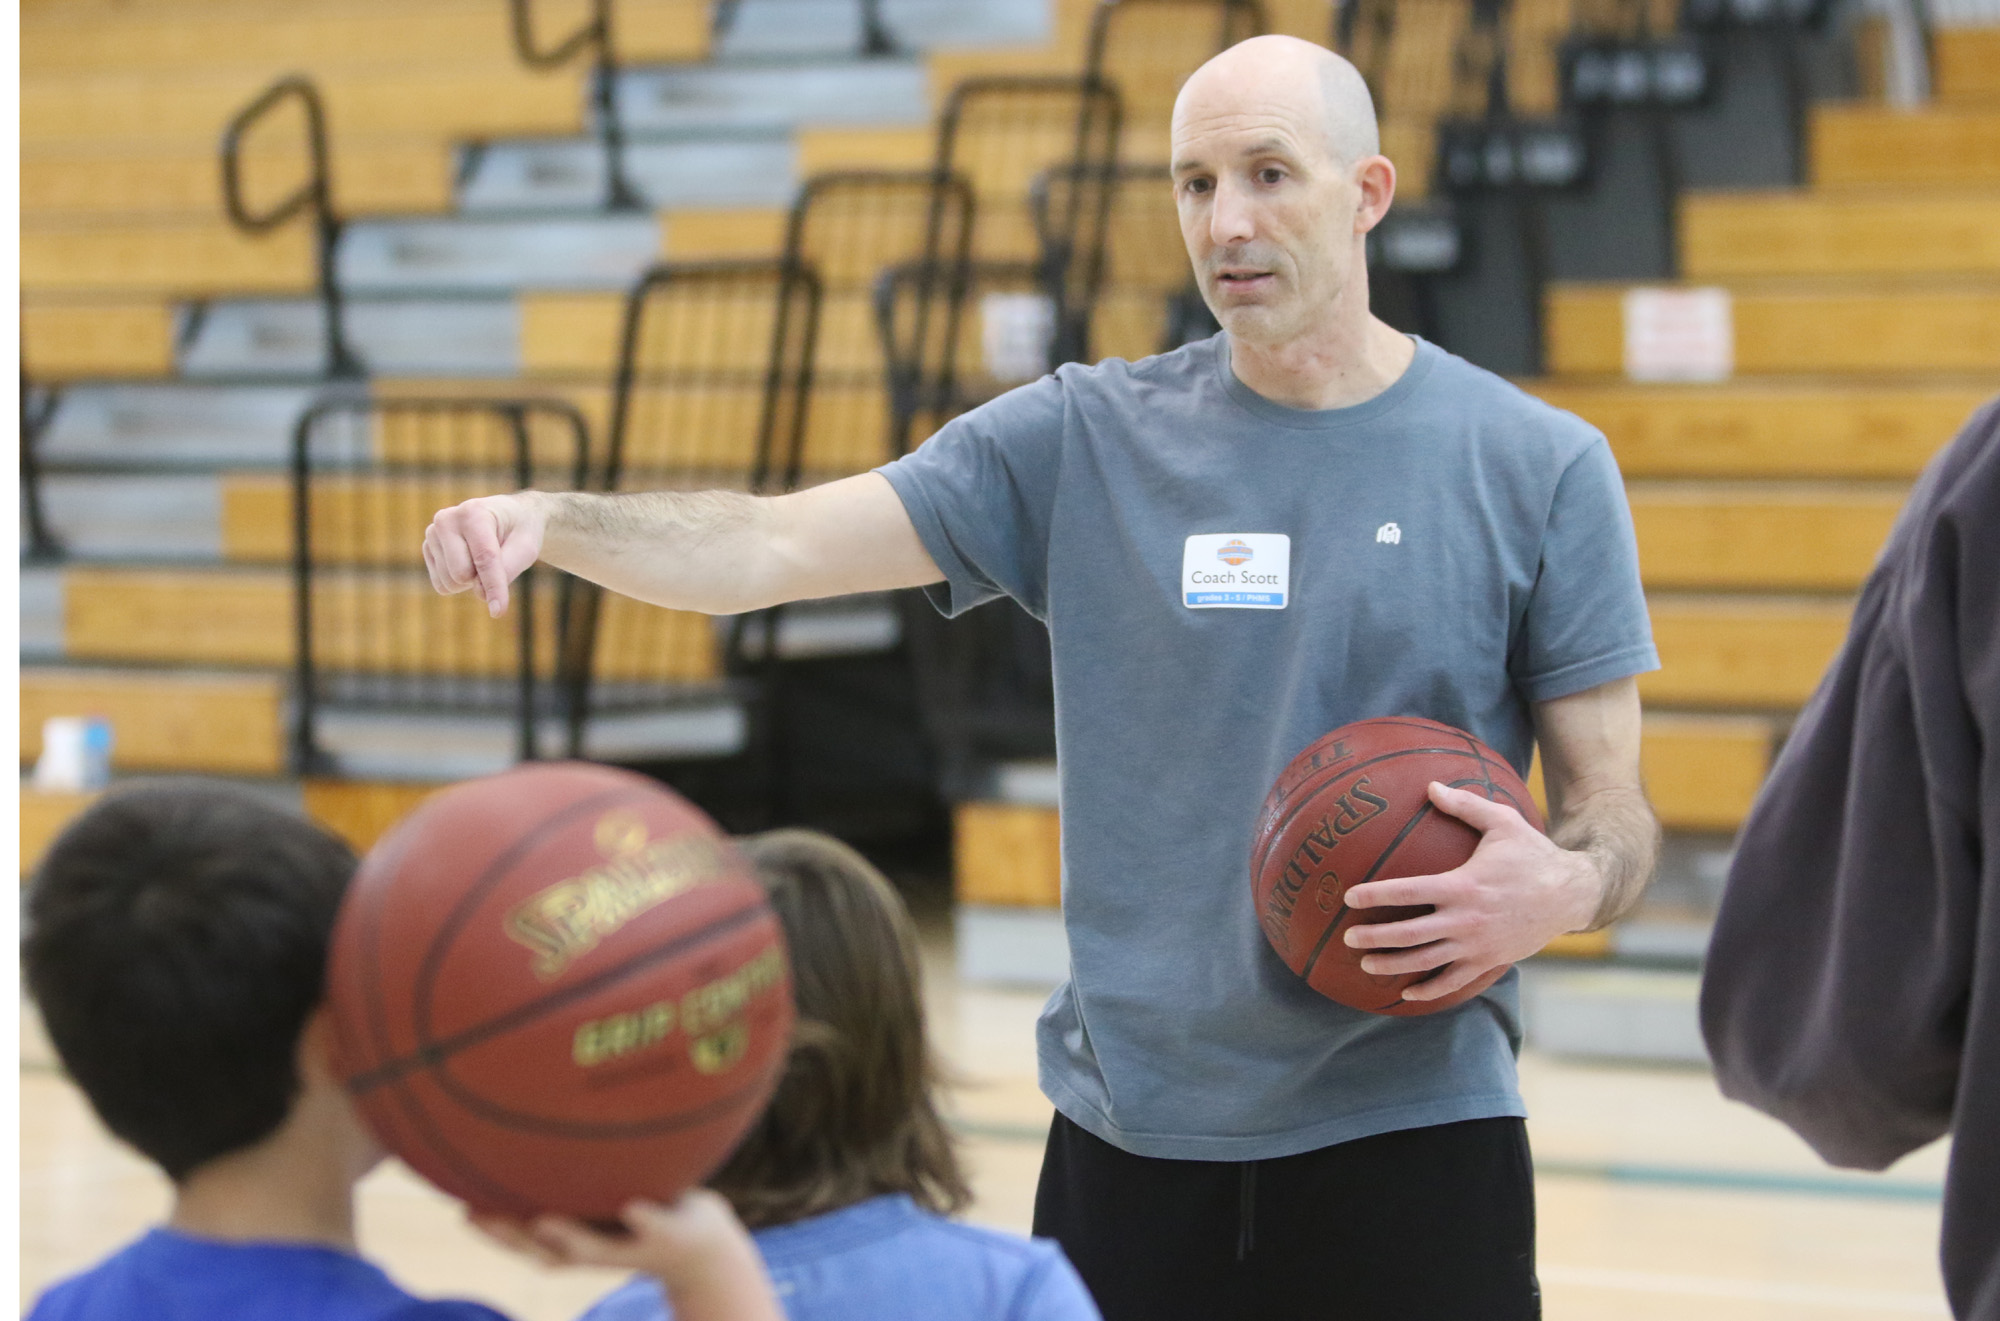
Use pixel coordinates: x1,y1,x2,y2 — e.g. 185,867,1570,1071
1032,1112,1540,1321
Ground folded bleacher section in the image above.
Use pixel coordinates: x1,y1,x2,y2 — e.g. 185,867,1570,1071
21,0,2000,1064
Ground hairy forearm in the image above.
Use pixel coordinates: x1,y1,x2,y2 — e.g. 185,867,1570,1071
1551,784,1661,931
533,489,782,614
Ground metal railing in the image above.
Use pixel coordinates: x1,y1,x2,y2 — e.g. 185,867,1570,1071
777,170,975,461
21,366,63,561
291,397,594,775
510,0,643,209
221,75,362,377
934,76,1124,379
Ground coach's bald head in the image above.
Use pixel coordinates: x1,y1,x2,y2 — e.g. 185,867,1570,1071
1169,36,1396,352
1174,35,1380,168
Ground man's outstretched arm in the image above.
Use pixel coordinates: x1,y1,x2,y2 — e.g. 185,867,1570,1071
422,472,944,617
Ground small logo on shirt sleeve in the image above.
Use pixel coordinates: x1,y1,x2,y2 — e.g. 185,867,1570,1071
1375,522,1402,545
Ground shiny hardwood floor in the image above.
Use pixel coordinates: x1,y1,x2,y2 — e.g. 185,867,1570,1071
22,921,1955,1320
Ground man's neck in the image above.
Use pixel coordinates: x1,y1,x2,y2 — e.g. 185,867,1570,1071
167,1115,360,1252
1228,313,1417,412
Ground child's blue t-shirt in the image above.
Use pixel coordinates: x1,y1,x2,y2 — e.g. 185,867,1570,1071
27,1227,512,1321
578,1195,1100,1321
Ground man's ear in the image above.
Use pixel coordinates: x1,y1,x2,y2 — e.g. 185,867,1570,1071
1353,154,1397,234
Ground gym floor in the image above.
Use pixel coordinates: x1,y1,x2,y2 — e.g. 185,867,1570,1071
21,919,1954,1320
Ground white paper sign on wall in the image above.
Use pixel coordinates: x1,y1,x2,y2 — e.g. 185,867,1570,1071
1622,286,1734,382
981,292,1056,383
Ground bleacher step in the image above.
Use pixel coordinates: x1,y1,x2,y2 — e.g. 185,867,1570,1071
1645,595,1852,709
21,665,286,776
20,567,64,661
1526,381,1983,478
459,135,796,213
616,58,930,135
1520,965,1706,1064
1812,105,2000,187
1628,483,1905,591
1545,279,2000,375
339,215,661,293
35,385,319,470
1681,188,2000,279
712,0,1048,59
31,475,222,560
179,298,518,378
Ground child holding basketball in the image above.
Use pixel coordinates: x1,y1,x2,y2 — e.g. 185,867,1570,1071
563,829,1102,1321
22,780,782,1321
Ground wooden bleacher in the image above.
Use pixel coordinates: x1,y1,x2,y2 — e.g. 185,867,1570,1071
21,299,178,378
18,0,705,75
49,565,718,681
22,141,458,221
1515,80,1997,881
22,0,1998,956
1547,279,2000,375
1529,382,1990,477
1937,27,2000,102
1810,104,2000,187
1680,190,2000,278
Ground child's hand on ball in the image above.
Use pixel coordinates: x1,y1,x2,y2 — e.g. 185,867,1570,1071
472,1190,782,1321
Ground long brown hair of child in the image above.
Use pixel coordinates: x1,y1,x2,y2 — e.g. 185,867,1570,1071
709,828,972,1230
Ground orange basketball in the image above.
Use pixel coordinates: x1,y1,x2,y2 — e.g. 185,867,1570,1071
324,762,792,1220
1251,717,1544,1017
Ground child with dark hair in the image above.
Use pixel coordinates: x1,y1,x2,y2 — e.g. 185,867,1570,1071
574,828,1101,1321
23,779,781,1321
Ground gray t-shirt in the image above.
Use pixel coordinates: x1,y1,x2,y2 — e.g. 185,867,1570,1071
879,335,1659,1161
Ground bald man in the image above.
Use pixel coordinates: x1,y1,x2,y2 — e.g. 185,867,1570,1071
424,36,1660,1318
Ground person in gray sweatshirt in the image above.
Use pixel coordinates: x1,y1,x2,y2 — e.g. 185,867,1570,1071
1701,397,2000,1321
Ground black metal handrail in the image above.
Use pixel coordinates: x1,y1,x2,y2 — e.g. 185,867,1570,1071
779,169,976,460
510,0,642,210
934,76,1124,378
21,365,64,561
221,75,361,377
291,397,594,775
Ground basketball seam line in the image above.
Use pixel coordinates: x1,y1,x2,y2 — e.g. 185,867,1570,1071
345,899,771,1096
409,784,660,1054
1298,799,1440,982
420,1046,790,1142
1295,773,1525,986
1253,744,1503,876
344,782,642,1115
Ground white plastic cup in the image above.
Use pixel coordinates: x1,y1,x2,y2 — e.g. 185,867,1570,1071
33,716,114,793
